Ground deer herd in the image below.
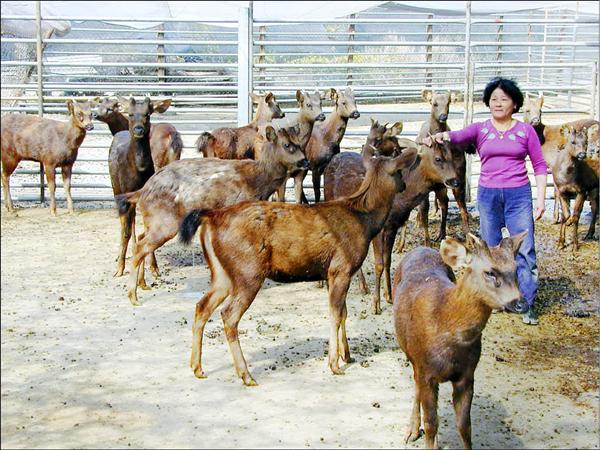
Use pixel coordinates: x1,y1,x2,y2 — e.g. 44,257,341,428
1,87,598,449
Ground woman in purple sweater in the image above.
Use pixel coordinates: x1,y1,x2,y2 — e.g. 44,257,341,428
425,77,547,325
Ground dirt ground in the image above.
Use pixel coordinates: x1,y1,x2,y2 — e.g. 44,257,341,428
1,202,599,449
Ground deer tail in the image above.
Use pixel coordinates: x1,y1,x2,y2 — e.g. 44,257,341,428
196,132,215,157
114,191,141,216
179,209,210,245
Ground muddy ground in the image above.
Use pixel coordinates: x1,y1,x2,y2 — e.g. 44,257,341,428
1,202,598,449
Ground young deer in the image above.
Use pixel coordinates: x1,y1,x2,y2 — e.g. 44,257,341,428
303,87,360,203
393,232,528,449
109,97,171,278
325,139,460,314
117,126,307,306
94,97,182,170
178,147,418,386
1,98,98,215
522,93,599,222
397,90,471,252
196,92,284,159
553,125,599,251
263,90,325,203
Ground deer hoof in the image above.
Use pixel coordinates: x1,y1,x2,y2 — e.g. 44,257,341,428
330,366,345,376
139,283,151,291
193,367,207,379
113,268,124,277
584,233,596,241
372,305,381,315
242,374,258,387
128,292,141,306
404,428,423,443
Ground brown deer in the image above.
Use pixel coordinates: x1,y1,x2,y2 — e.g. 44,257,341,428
117,126,307,306
302,87,360,203
323,118,407,295
261,90,325,203
522,93,599,222
93,97,182,170
397,90,471,252
325,139,460,314
587,123,599,159
196,92,284,159
178,147,418,386
109,97,171,278
553,125,599,252
1,98,98,215
393,232,528,449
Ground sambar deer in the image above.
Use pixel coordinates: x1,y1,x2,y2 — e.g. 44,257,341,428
109,96,171,278
117,126,307,306
178,147,418,386
393,232,528,449
1,98,98,215
302,87,360,203
553,125,599,251
196,92,284,159
94,97,183,170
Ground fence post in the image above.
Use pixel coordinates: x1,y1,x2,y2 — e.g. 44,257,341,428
238,6,252,126
592,62,598,120
157,24,165,83
347,14,355,86
35,0,45,204
568,3,580,108
463,1,472,203
495,15,503,77
425,14,433,87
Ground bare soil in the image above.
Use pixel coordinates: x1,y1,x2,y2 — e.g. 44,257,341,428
1,203,598,449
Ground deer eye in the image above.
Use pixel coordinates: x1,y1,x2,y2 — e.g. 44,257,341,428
434,156,442,163
484,271,500,287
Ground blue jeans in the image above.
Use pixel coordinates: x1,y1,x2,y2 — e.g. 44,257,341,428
477,184,538,307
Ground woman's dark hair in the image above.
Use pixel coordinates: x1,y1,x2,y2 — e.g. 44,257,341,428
482,77,524,112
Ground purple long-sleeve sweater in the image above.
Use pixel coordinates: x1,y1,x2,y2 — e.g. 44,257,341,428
449,119,547,188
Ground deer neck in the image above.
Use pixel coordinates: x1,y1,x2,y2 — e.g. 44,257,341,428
431,114,449,133
326,108,349,145
251,103,272,128
443,271,493,344
67,117,87,149
107,112,130,135
294,114,317,149
128,129,153,172
533,122,546,146
254,144,289,197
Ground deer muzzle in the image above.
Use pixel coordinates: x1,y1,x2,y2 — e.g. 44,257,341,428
438,113,448,123
576,152,587,161
315,113,326,121
445,177,460,188
350,111,360,119
505,298,529,314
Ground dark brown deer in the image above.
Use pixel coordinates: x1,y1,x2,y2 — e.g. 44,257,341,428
196,92,284,159
393,233,528,449
117,126,307,306
553,125,599,252
397,90,470,252
178,147,418,386
522,93,599,222
93,97,182,170
262,90,325,203
323,118,407,295
109,97,171,278
325,139,460,314
1,98,98,215
302,87,360,203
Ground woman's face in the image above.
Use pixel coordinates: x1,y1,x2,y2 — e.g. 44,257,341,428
489,87,516,121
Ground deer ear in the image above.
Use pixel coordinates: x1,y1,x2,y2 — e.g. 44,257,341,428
466,232,487,254
422,89,432,102
328,88,337,101
250,92,261,104
500,230,527,257
560,124,571,136
440,237,471,268
394,146,418,171
264,92,274,103
538,94,544,107
296,90,304,104
153,98,172,113
450,91,463,103
265,125,277,143
89,96,101,107
66,99,74,115
385,121,403,137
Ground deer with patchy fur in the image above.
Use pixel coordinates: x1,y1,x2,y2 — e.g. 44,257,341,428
393,232,528,449
196,92,284,159
178,147,417,386
94,97,182,170
117,126,307,306
1,98,98,215
302,87,360,203
109,97,171,278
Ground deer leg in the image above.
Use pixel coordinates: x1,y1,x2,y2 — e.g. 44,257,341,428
337,302,354,363
434,188,449,242
553,196,561,224
452,376,474,450
44,165,57,216
294,171,307,204
327,272,352,374
405,365,423,443
115,208,135,278
557,194,570,249
420,378,440,450
357,267,370,295
394,223,408,253
60,164,74,213
371,232,384,315
454,185,470,238
584,191,598,240
1,160,17,212
312,169,322,203
383,227,399,305
221,281,263,386
274,180,286,203
570,193,586,252
418,196,431,247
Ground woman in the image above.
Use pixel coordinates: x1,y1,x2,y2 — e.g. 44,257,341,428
424,77,547,325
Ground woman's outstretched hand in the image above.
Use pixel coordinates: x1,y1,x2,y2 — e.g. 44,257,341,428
422,132,448,146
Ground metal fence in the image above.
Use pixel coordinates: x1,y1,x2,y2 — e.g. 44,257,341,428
1,1,599,204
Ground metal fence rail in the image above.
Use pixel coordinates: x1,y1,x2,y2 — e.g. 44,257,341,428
1,1,598,204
